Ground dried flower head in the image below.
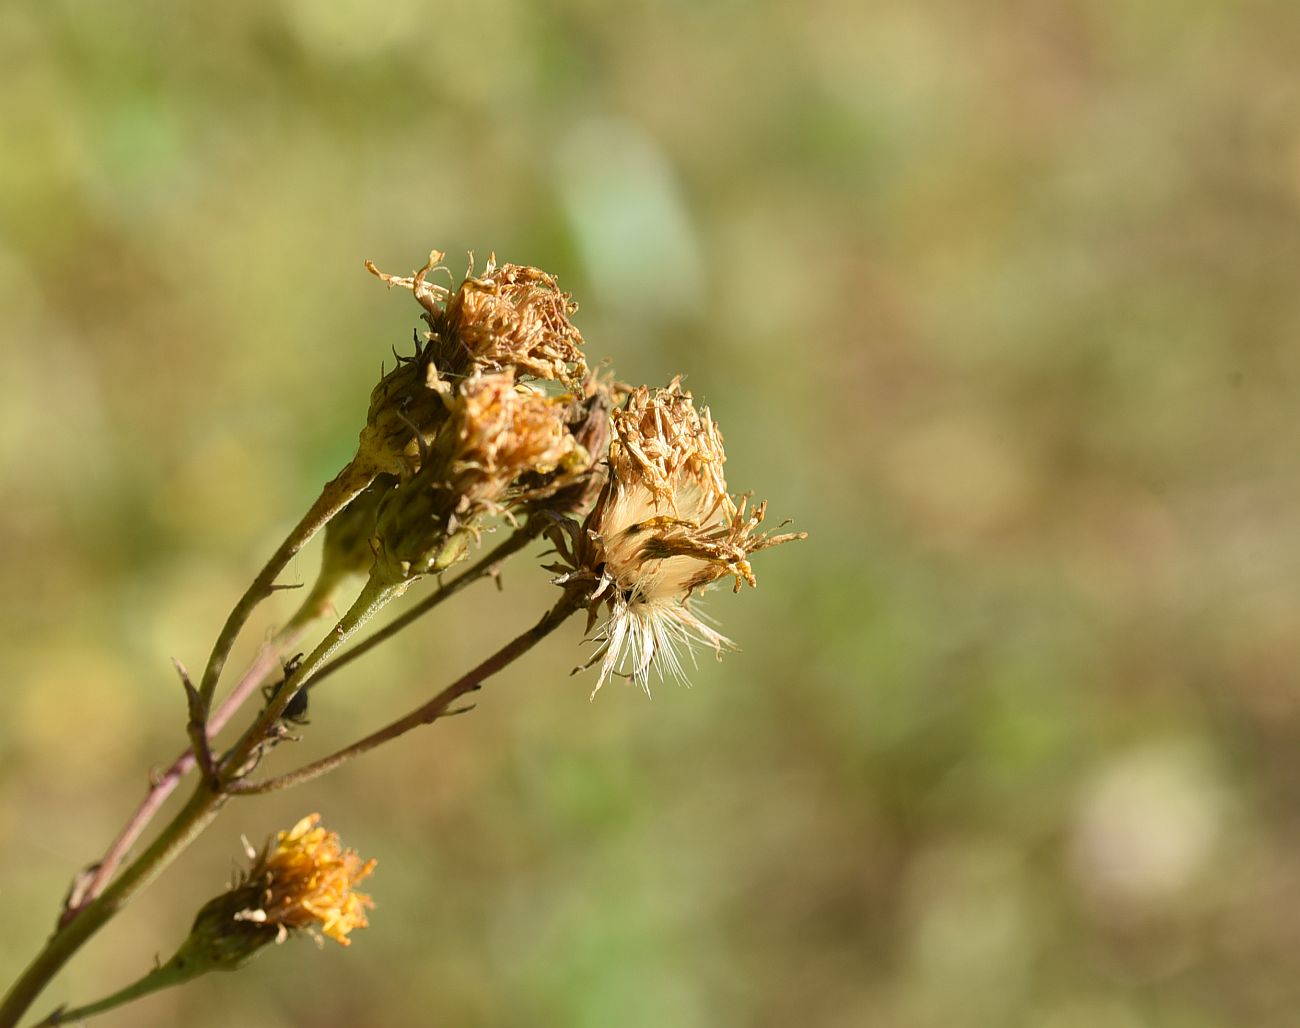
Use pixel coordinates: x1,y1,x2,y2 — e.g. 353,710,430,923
372,372,588,585
551,380,804,696
367,252,587,388
447,371,585,489
441,257,587,386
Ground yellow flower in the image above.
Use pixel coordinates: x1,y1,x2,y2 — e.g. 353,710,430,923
233,813,376,946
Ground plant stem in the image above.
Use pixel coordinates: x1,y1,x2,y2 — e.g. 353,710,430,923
217,574,403,783
0,577,402,1028
0,786,223,1028
307,520,542,691
231,589,582,796
194,461,373,718
63,593,327,926
61,522,536,926
30,951,200,1027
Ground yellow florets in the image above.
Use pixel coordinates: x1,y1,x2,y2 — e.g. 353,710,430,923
236,813,376,946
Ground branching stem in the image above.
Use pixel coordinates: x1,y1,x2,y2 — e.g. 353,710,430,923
194,461,373,719
231,589,582,796
308,519,543,691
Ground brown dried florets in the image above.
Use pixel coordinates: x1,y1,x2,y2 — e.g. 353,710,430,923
372,372,589,585
446,372,584,488
441,258,587,386
367,252,588,388
550,380,804,697
607,378,729,518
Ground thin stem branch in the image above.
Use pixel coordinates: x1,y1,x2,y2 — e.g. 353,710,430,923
0,577,404,1027
230,589,582,796
308,519,543,691
61,523,537,926
217,574,403,784
62,580,338,925
32,953,197,1027
194,461,373,718
0,786,224,1028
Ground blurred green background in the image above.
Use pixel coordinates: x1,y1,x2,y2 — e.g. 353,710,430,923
3,2,1300,1026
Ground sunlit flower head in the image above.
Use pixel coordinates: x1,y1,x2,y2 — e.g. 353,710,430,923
231,813,376,946
551,379,803,697
172,815,375,979
443,256,587,386
446,371,585,490
367,251,588,387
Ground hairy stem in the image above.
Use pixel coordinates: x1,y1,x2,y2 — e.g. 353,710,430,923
231,589,582,796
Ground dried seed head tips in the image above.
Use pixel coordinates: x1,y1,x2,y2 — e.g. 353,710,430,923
174,815,374,972
440,256,588,386
447,371,585,486
367,251,588,387
554,379,805,697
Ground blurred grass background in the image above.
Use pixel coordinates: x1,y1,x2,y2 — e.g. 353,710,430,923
3,1,1300,1026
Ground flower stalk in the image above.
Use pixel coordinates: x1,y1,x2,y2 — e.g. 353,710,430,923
231,587,584,796
0,248,804,1028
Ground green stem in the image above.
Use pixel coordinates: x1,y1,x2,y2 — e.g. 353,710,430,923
308,519,542,691
0,573,401,1028
0,787,223,1028
195,461,374,717
231,588,582,795
217,573,403,783
31,952,200,1027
